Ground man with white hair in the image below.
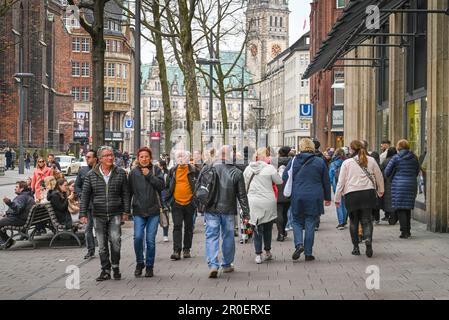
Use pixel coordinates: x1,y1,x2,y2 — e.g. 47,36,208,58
202,145,250,278
166,149,199,260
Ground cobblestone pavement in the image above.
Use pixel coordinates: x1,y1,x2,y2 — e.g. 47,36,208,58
1,204,449,300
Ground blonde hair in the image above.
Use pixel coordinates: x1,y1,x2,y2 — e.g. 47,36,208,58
350,140,368,168
44,176,57,190
254,147,268,161
298,138,315,153
396,139,410,151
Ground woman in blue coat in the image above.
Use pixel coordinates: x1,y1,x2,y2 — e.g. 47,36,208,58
282,138,331,262
384,139,420,239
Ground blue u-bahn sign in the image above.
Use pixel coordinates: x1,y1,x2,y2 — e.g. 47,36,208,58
299,104,313,117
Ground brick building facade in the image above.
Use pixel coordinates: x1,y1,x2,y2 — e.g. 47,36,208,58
0,0,74,150
309,0,345,149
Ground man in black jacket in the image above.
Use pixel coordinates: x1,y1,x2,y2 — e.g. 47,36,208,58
79,146,130,282
166,150,199,260
0,181,35,248
203,145,250,278
75,150,98,259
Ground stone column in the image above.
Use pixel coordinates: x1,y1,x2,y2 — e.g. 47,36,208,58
427,0,449,233
388,14,406,144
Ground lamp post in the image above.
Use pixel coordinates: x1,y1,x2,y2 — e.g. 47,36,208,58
134,0,142,153
14,73,34,174
197,52,219,147
252,105,264,150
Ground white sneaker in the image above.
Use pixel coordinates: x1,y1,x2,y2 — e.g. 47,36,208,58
163,236,169,242
255,255,262,264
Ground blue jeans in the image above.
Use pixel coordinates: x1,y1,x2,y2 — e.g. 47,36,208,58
133,215,159,268
292,213,318,257
204,213,235,270
286,208,293,229
253,220,274,254
336,198,348,225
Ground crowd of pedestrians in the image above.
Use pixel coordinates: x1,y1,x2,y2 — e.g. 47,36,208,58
0,137,423,281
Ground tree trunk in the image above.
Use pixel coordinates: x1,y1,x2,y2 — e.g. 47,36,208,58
152,1,172,152
178,0,200,152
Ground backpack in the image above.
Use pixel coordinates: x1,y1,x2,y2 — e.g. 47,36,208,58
334,165,341,185
194,165,218,207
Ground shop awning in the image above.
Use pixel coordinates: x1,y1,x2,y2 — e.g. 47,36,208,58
303,0,408,79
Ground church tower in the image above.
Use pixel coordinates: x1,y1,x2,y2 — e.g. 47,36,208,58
245,0,290,84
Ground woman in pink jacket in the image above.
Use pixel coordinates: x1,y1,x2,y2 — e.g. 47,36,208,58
334,140,384,258
31,157,52,202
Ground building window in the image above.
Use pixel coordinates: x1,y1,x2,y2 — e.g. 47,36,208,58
104,20,109,30
81,62,90,77
122,88,127,102
116,88,121,102
71,62,80,76
72,38,80,52
81,87,89,101
270,16,272,27
333,71,345,106
107,87,115,101
123,64,127,79
71,87,80,101
63,13,80,28
108,63,115,77
112,40,117,52
280,17,283,28
105,40,110,52
117,41,121,53
275,17,278,27
116,63,121,78
81,38,90,52
336,0,345,9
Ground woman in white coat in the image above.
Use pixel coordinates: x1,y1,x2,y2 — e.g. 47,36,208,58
244,148,283,264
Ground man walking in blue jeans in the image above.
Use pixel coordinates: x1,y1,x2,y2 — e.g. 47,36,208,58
80,146,130,281
202,145,250,278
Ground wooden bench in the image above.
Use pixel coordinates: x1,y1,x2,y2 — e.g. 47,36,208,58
45,203,83,248
0,203,52,249
1,203,84,249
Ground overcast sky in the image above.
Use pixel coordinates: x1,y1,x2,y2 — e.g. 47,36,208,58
141,1,312,63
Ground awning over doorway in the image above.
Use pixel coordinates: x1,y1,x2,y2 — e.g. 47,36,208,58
303,0,408,79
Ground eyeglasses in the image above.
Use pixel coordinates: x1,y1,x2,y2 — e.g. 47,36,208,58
38,160,45,163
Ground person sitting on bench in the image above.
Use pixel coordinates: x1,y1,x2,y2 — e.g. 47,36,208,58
0,181,35,248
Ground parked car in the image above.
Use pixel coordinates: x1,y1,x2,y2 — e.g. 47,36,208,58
55,155,81,176
78,156,88,168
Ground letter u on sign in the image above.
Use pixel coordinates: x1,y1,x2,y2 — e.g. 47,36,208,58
300,104,312,117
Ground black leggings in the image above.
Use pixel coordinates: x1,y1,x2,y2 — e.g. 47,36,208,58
396,209,411,234
349,208,373,246
276,203,289,236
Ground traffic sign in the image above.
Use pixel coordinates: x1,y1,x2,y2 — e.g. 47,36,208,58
124,119,134,129
299,104,313,117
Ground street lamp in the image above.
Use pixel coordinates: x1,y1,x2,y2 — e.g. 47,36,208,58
14,73,34,174
197,53,219,146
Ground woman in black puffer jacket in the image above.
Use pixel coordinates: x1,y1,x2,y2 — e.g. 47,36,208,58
276,146,292,242
48,178,72,229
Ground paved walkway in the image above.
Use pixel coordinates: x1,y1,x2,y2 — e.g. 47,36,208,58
1,205,449,300
0,169,34,186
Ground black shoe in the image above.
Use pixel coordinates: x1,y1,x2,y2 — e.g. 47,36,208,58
276,234,285,242
135,264,144,277
292,246,304,260
145,267,154,278
365,241,373,258
399,233,408,239
381,216,388,221
84,251,95,259
112,268,121,280
96,270,111,281
315,226,319,231
183,249,191,258
352,246,360,255
170,252,181,260
305,255,315,262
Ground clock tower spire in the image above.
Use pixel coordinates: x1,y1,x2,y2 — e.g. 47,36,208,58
245,0,290,85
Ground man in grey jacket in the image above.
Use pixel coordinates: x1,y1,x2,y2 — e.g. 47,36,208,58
80,146,130,282
202,145,250,278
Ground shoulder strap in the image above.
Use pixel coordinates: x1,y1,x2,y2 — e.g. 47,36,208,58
246,172,257,193
151,165,163,209
295,155,315,177
354,158,377,190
